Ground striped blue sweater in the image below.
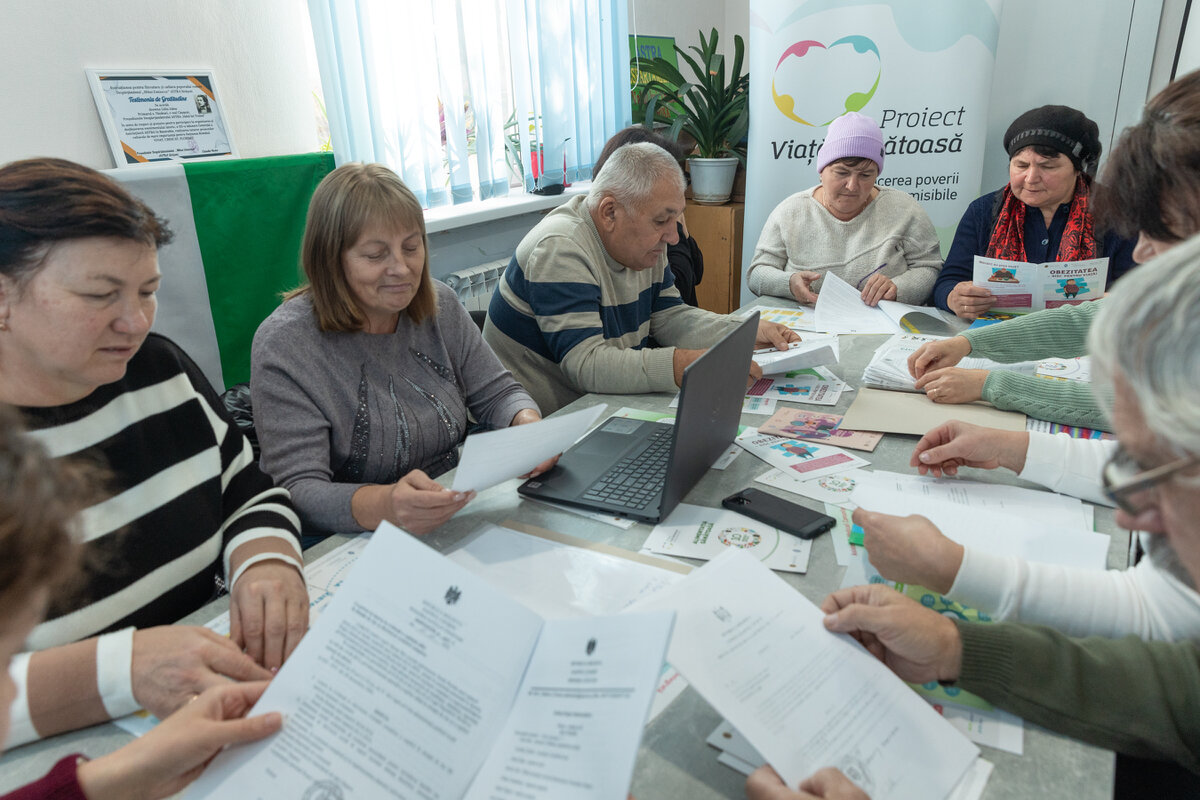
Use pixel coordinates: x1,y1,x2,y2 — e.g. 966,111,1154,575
482,195,736,413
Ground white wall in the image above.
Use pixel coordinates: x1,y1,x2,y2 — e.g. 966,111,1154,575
628,0,726,56
979,0,1162,194
0,0,317,168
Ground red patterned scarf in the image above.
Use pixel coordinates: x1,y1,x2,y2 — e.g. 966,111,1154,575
986,175,1096,261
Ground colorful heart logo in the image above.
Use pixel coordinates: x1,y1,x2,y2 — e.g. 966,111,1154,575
773,35,881,127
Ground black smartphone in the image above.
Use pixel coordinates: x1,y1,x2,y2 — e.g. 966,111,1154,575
721,488,837,540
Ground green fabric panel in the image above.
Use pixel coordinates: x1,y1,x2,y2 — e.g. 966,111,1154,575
185,152,335,387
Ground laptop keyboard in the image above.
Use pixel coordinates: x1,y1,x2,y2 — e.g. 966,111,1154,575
581,427,672,510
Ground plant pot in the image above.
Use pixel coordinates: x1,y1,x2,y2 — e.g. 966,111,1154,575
689,157,739,205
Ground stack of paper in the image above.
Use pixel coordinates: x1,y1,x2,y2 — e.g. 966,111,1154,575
861,334,1029,392
861,333,945,390
752,334,839,373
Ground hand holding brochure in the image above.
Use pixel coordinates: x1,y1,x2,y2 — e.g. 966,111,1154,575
972,255,1108,312
187,522,673,800
452,404,605,492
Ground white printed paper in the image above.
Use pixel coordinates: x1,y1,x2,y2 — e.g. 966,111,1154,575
188,524,673,800
643,503,813,573
629,549,979,799
813,273,900,334
453,404,605,492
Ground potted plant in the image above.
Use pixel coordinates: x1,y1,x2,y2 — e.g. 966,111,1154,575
634,28,749,204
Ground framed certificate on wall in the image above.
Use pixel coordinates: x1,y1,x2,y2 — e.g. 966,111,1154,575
86,69,238,167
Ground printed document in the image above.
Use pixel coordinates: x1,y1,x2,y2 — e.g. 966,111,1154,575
629,549,979,799
188,523,673,800
452,404,605,492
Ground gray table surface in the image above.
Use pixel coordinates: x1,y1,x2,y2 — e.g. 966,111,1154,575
0,303,1125,798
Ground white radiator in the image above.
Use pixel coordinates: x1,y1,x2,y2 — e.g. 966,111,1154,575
443,259,507,313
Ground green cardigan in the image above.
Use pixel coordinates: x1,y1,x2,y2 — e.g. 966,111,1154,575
961,301,1112,431
958,620,1200,773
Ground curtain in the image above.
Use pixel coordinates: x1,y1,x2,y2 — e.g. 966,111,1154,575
308,0,630,207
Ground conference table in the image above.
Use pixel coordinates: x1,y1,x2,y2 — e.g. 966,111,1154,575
0,298,1126,799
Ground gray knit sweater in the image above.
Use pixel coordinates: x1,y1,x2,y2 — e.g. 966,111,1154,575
251,281,536,532
746,185,942,305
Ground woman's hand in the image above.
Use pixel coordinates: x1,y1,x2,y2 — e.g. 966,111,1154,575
230,561,308,670
76,681,280,800
747,766,870,800
789,271,822,304
852,508,964,594
859,273,897,307
946,281,994,320
914,367,988,404
511,408,559,477
386,470,473,535
908,337,972,379
131,627,273,720
911,421,1030,477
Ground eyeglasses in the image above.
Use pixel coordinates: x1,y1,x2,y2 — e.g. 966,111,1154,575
1101,445,1199,515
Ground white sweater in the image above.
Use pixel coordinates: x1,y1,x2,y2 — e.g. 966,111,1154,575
746,185,942,305
947,432,1200,641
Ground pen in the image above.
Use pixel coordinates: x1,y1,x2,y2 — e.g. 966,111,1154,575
856,263,888,290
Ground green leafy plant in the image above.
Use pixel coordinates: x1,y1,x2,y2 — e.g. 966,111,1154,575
633,28,749,164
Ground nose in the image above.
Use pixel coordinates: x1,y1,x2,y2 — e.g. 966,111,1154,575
114,296,154,335
845,175,859,192
663,223,681,246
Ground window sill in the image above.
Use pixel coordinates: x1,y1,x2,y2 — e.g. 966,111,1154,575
424,183,590,234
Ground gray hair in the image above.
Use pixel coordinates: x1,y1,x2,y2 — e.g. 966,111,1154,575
586,141,686,213
1089,231,1200,458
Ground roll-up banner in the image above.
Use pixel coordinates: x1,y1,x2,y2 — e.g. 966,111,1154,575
742,0,1004,304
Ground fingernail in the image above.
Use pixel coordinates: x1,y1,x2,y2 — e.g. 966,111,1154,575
823,613,838,628
919,452,931,462
270,666,279,675
454,493,465,502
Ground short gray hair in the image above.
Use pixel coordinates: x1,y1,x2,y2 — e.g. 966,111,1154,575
586,142,686,213
1089,232,1200,457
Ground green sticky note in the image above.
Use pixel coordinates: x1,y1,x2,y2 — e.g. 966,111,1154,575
849,522,865,547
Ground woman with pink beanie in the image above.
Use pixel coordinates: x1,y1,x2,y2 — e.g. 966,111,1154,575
746,111,942,306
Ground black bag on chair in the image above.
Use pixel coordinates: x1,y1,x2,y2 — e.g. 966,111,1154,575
220,382,260,461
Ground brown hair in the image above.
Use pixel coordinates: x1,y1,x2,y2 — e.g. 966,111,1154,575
290,163,436,331
0,405,93,615
1093,69,1200,243
592,126,689,180
0,158,172,289
826,156,879,172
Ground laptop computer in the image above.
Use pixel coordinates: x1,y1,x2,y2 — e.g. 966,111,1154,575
518,311,760,523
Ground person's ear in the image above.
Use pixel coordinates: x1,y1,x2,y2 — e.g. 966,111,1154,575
595,196,620,233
